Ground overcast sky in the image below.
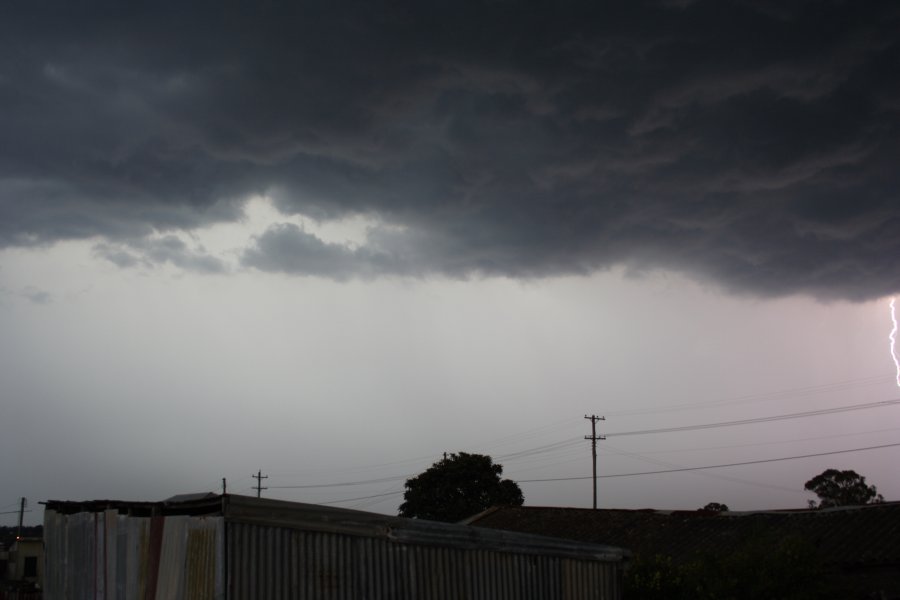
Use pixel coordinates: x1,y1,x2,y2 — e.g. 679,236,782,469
2,0,899,525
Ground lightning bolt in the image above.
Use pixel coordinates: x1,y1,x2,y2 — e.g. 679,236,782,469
891,298,900,388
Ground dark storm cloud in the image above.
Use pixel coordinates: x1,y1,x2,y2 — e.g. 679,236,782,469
93,236,227,273
242,223,396,280
2,1,898,300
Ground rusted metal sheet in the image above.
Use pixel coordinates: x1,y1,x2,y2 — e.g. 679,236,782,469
184,519,221,600
45,495,626,600
43,508,223,600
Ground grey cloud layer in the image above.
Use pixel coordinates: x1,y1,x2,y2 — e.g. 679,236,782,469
2,1,898,299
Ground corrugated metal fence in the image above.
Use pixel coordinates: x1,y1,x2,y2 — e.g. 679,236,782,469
44,510,223,600
43,497,625,600
227,521,619,600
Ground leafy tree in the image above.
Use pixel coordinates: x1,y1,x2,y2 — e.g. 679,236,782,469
804,469,884,508
398,452,523,522
699,502,729,512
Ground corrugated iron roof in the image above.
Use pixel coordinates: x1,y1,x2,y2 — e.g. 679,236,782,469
44,494,630,563
464,502,900,566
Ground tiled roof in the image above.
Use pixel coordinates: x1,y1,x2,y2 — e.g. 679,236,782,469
464,502,900,566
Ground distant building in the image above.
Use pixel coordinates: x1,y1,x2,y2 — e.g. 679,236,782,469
43,494,629,599
1,536,43,598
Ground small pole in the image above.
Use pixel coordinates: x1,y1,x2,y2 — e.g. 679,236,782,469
17,497,26,538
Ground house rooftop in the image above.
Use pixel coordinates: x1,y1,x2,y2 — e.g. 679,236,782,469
464,502,900,567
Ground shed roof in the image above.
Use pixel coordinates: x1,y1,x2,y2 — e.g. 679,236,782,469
463,502,900,567
43,494,629,563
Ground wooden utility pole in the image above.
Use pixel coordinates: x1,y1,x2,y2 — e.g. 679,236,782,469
252,470,268,498
17,497,26,538
584,415,606,509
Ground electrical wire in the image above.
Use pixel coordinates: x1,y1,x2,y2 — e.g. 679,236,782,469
517,441,900,482
263,405,900,493
319,491,404,505
602,426,900,457
270,474,409,490
495,438,583,461
605,375,893,417
605,398,900,437
601,441,805,495
259,393,900,499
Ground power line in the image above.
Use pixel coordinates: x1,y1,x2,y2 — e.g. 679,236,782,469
605,375,893,417
266,420,900,493
605,398,900,438
265,452,438,480
602,441,805,495
517,441,900,483
265,419,581,484
267,440,584,492
496,438,582,461
603,426,900,457
259,399,900,495
473,417,582,451
506,424,900,479
270,474,408,489
268,441,581,491
319,490,404,505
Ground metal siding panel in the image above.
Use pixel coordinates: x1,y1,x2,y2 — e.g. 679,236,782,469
354,537,366,599
116,515,129,600
358,537,369,600
319,531,329,600
125,517,150,600
327,532,340,600
215,518,225,600
234,522,252,600
474,549,487,600
276,527,286,600
43,510,66,600
234,521,245,600
302,528,312,599
479,550,492,600
94,511,105,600
313,532,323,600
47,503,622,600
155,515,187,600
466,550,491,600
467,549,478,600
375,537,388,600
183,517,221,600
289,528,300,599
407,545,417,600
67,512,96,600
263,524,271,600
143,515,165,600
